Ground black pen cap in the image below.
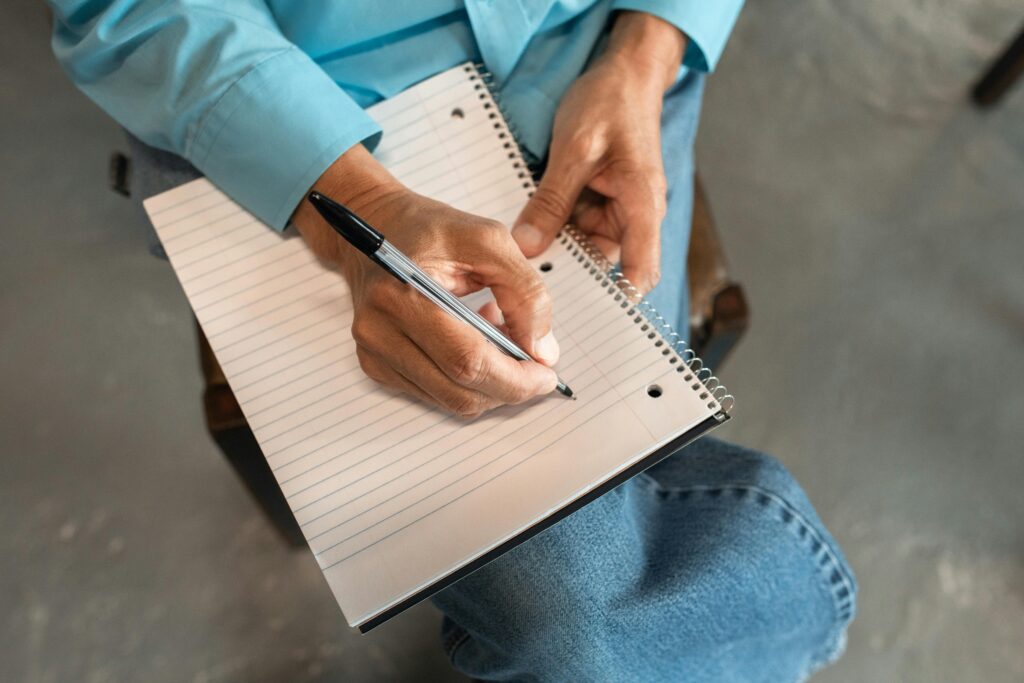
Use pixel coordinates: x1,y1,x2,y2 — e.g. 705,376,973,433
307,191,385,256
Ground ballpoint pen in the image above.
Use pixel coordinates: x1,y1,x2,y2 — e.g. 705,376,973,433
307,191,575,399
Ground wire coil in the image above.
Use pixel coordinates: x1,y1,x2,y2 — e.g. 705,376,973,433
466,65,534,192
558,226,734,415
467,63,732,417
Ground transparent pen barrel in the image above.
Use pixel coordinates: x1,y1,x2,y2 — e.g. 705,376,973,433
376,242,529,361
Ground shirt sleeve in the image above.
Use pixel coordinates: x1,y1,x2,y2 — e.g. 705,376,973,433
611,0,746,72
49,1,382,230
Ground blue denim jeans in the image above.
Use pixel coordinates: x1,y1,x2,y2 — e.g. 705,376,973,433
129,71,855,683
430,73,857,682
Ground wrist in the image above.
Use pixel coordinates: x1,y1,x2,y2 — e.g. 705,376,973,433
303,144,404,217
292,144,405,276
604,12,687,93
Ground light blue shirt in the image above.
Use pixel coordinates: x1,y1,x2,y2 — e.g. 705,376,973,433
50,1,743,230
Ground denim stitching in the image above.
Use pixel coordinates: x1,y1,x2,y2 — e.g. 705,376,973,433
640,477,856,671
444,629,473,662
442,626,463,655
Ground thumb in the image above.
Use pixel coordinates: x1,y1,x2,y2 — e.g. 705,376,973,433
513,153,592,258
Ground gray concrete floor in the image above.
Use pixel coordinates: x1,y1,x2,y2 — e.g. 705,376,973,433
2,0,1022,681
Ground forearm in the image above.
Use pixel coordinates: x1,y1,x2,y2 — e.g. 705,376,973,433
49,0,380,231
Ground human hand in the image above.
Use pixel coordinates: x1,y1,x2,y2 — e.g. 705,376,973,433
512,12,686,294
292,146,559,418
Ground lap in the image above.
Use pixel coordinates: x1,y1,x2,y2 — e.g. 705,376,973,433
434,437,856,682
125,66,855,683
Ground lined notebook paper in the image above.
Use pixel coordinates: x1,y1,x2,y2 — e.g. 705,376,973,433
144,63,729,630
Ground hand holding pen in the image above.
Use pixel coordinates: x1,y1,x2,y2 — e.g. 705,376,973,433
308,191,575,399
290,152,568,418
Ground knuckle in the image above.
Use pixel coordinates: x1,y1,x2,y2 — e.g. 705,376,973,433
449,392,485,420
505,382,534,405
474,220,511,247
529,279,553,311
651,188,668,218
566,133,601,162
350,315,376,349
648,168,668,196
516,274,552,315
448,345,489,387
363,279,402,310
355,347,382,380
480,219,507,236
530,187,573,220
648,267,662,287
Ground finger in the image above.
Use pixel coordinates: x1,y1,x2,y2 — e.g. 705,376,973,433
571,189,625,262
354,316,500,418
463,226,561,365
613,176,665,293
399,301,558,404
477,300,516,340
572,194,606,234
587,234,620,263
477,300,506,330
512,149,596,257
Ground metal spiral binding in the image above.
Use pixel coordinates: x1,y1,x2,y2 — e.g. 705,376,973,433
465,63,733,417
466,64,535,191
558,226,734,416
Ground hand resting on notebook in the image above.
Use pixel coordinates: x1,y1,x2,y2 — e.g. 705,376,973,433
292,145,560,418
513,12,686,295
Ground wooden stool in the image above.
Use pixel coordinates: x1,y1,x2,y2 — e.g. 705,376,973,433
971,22,1024,107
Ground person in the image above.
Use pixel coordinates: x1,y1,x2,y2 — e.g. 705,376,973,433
50,2,856,680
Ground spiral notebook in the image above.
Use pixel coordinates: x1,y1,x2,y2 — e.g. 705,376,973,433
143,63,733,631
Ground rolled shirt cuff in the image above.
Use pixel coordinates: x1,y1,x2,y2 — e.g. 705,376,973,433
611,0,745,71
187,47,382,231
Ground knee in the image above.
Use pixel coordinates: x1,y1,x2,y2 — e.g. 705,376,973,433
647,438,857,672
726,481,856,673
703,458,857,675
648,437,822,523
432,489,635,675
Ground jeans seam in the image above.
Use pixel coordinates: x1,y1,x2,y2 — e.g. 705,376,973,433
444,629,473,662
640,477,856,668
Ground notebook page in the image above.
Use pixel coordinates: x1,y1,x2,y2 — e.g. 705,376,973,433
145,64,722,627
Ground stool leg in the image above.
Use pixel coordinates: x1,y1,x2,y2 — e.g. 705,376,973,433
198,321,306,548
972,23,1024,108
206,417,307,548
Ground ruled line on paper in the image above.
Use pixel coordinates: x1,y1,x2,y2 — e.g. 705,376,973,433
296,361,608,537
280,338,596,509
205,282,344,340
317,398,617,569
214,298,347,352
284,311,622,544
201,272,337,327
240,358,360,404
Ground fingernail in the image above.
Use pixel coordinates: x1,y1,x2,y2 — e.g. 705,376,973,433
512,222,544,252
534,330,560,365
